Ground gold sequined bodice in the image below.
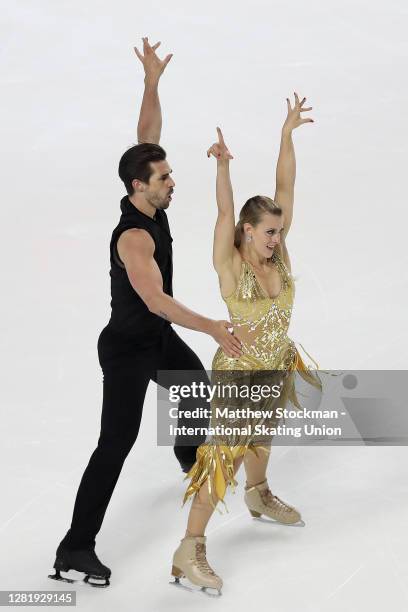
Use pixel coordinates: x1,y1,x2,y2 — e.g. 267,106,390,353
212,250,297,370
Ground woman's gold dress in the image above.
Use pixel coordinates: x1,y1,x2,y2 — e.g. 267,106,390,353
182,249,322,510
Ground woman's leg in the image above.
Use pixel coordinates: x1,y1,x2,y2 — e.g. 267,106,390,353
185,455,245,537
242,441,303,525
243,443,272,487
243,370,283,487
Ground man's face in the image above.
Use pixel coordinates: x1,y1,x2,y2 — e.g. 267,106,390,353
135,159,175,210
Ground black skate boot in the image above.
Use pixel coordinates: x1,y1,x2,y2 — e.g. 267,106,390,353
48,547,111,587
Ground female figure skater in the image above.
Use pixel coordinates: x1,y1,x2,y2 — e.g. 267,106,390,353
170,93,322,595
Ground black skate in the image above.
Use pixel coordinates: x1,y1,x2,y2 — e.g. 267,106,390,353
48,547,111,587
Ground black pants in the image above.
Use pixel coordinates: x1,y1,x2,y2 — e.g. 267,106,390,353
58,323,209,551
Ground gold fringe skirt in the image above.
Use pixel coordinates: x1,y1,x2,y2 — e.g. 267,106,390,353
182,345,322,512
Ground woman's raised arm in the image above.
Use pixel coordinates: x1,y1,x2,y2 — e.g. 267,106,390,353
208,128,237,274
274,92,314,240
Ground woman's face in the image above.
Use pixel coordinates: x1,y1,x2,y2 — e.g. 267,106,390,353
243,212,284,259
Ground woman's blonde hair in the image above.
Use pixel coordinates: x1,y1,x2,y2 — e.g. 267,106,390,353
234,195,282,248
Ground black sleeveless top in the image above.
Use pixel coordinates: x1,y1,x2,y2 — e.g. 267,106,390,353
107,195,173,341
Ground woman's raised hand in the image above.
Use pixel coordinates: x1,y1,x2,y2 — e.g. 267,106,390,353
207,127,234,161
282,92,314,134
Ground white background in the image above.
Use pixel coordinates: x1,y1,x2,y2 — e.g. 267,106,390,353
1,1,407,610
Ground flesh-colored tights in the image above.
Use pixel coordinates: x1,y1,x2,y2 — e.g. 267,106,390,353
185,445,271,538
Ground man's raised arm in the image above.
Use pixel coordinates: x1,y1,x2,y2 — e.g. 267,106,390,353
133,36,173,144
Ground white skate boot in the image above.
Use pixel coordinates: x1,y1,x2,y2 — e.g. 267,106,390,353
244,479,305,526
170,535,222,596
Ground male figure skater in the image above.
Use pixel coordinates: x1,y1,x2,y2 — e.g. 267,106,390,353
49,37,242,587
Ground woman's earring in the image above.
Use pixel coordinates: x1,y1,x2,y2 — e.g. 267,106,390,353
246,234,252,242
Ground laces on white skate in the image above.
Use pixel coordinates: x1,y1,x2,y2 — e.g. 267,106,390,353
170,542,222,596
195,543,217,576
256,488,305,527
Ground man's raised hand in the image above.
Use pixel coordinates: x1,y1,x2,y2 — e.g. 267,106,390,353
133,36,173,82
207,127,234,162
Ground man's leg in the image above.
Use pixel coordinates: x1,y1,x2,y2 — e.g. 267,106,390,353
153,327,210,470
58,366,152,551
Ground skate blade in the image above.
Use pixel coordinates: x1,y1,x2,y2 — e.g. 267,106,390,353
48,569,110,588
253,516,305,527
170,577,222,597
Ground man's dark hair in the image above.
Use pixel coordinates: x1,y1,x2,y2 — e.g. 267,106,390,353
118,143,167,196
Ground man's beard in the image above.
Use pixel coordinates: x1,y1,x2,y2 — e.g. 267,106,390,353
147,193,170,210
155,200,169,211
